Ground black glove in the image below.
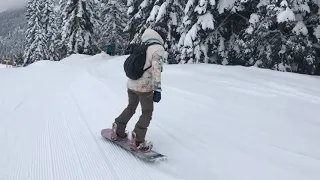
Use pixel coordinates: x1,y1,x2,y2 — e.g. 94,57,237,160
153,91,161,103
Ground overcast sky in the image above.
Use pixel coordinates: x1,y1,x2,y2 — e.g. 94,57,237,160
0,0,28,12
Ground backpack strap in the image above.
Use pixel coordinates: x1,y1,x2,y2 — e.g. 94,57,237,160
142,41,162,71
144,65,152,72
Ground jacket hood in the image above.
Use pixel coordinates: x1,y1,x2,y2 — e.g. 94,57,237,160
141,28,164,45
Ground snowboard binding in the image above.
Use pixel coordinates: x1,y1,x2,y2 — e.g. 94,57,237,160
111,123,128,141
130,131,153,153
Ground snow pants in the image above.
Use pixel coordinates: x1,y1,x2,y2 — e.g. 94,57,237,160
115,89,154,143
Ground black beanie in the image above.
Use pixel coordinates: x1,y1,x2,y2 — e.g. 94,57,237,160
153,22,168,41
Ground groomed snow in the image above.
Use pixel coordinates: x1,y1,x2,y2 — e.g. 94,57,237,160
0,64,11,68
0,53,320,180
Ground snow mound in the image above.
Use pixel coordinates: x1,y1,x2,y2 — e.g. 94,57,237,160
27,60,59,68
0,54,319,180
60,54,92,62
86,52,113,61
0,64,13,69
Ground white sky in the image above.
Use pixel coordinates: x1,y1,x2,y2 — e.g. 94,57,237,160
0,0,28,12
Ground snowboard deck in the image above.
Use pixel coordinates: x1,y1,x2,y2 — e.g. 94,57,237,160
101,128,167,163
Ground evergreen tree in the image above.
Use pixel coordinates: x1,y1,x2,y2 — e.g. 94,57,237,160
60,0,98,57
123,0,320,74
309,1,320,42
124,0,156,44
140,0,185,64
0,8,27,65
238,0,317,74
179,0,217,64
13,52,24,67
219,0,259,66
53,0,68,60
311,1,320,74
23,0,49,66
99,0,129,55
176,0,255,64
43,0,59,61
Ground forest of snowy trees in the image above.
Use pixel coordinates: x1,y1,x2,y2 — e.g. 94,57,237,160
1,0,320,75
0,8,27,66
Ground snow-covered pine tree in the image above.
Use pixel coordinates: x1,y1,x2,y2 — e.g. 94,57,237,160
310,0,320,74
60,0,98,57
0,26,26,67
217,0,259,66
178,0,217,64
238,0,317,74
42,0,59,61
54,0,69,59
121,0,319,74
309,0,320,43
124,0,157,44
142,0,185,64
0,8,27,66
91,0,104,50
23,0,49,66
99,0,128,55
177,0,242,65
288,0,317,74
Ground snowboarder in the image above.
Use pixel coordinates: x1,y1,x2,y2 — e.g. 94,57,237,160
111,22,168,151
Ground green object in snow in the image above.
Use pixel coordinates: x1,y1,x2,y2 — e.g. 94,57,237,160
106,45,113,55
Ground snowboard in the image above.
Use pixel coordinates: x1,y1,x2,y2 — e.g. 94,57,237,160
101,128,167,163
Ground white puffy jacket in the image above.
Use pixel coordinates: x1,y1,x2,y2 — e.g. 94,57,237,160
127,28,165,93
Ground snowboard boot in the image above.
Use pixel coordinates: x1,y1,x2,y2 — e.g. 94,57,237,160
111,123,128,141
130,131,153,152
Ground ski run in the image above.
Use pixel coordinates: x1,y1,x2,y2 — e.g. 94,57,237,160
0,53,320,180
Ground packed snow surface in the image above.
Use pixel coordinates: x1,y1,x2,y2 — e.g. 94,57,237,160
0,53,320,180
0,64,11,68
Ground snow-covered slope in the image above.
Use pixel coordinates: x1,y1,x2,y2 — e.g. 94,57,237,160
0,64,13,68
0,64,8,68
0,53,319,180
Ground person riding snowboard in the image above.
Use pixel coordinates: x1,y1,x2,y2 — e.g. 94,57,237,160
111,22,168,152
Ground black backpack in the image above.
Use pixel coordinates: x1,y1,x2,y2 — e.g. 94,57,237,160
124,42,161,80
